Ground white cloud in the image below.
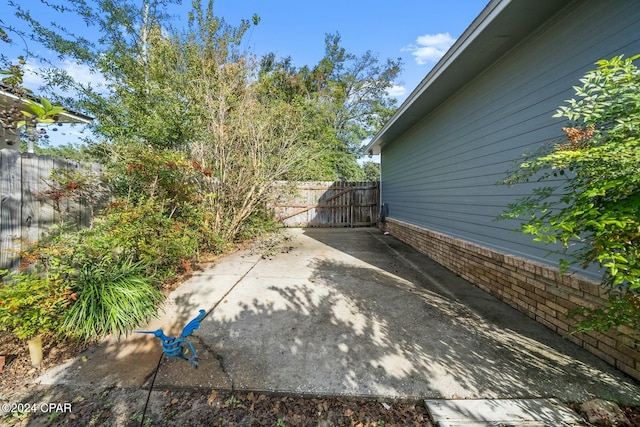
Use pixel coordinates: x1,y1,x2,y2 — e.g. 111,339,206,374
59,59,108,88
402,32,456,65
20,58,107,93
386,84,406,98
21,61,46,90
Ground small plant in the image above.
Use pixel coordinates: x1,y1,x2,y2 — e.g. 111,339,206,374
0,270,74,339
129,413,152,426
276,418,287,427
226,395,241,406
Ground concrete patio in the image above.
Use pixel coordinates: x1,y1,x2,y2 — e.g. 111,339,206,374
33,228,640,407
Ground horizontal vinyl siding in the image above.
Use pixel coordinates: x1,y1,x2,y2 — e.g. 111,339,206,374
381,0,640,275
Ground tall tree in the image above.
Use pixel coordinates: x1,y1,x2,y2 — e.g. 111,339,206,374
259,33,402,181
176,1,314,238
9,0,190,150
11,0,319,240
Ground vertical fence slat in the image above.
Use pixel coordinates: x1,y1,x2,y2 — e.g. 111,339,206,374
0,149,22,270
20,153,39,247
38,155,55,241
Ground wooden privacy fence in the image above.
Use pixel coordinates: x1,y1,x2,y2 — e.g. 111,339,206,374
0,149,104,270
272,181,380,227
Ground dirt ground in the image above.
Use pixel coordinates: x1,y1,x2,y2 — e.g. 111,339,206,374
3,334,640,427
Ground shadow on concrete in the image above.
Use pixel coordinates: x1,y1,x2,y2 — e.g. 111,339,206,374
194,228,639,403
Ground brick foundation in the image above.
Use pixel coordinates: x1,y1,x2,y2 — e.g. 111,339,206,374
383,217,640,381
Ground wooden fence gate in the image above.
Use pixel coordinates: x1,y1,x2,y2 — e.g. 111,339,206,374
272,181,379,227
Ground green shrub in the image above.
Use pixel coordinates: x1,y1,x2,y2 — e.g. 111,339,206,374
236,206,280,241
96,200,225,280
105,145,209,214
10,143,264,342
0,270,74,339
502,54,640,332
62,259,164,341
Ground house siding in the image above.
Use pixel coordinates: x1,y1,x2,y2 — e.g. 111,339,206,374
382,0,640,272
380,0,640,379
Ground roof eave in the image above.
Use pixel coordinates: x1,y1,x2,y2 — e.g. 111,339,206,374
366,0,572,155
0,87,93,125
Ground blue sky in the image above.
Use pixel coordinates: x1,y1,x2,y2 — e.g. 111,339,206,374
204,0,488,98
1,0,488,145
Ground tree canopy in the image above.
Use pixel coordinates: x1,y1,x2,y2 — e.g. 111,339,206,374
259,32,400,180
5,1,394,180
5,0,395,238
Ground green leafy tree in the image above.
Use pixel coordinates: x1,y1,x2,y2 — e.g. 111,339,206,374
361,161,381,181
12,0,318,242
502,54,640,332
259,33,402,181
178,1,315,239
10,0,190,150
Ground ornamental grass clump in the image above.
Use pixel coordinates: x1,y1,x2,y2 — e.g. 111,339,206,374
63,259,164,341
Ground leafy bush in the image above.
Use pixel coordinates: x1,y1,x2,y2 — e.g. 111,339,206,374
62,259,164,341
0,270,74,339
502,54,640,332
42,165,109,225
236,206,280,241
106,145,211,213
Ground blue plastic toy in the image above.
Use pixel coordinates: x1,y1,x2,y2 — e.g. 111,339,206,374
136,309,206,367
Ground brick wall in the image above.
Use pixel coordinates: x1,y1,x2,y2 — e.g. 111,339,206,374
383,217,640,381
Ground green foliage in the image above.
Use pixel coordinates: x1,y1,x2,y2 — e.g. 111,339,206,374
570,292,640,334
236,207,279,241
0,58,69,149
258,33,401,181
502,54,640,332
0,270,74,339
361,161,381,181
19,140,101,162
91,201,221,280
7,144,229,341
42,164,108,224
62,259,164,341
104,145,226,266
17,97,66,128
106,144,209,208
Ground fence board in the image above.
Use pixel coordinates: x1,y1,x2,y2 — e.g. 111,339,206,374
0,150,21,270
21,153,40,246
272,181,379,227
